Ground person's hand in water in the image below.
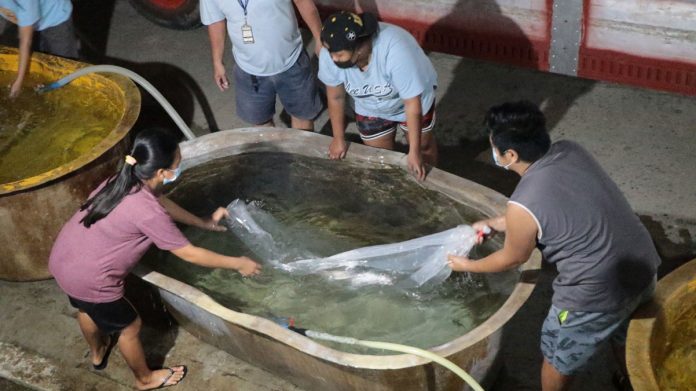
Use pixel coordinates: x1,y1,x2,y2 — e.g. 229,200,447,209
9,78,23,98
201,207,229,232
447,254,473,272
237,256,262,277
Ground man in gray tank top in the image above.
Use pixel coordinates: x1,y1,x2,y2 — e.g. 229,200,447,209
447,101,660,391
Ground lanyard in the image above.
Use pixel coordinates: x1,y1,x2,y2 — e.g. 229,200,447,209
237,0,250,17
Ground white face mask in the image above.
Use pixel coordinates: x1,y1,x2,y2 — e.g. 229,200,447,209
492,148,513,170
163,167,181,185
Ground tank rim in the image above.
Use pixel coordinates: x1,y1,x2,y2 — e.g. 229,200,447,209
0,46,141,195
135,127,542,369
626,258,696,391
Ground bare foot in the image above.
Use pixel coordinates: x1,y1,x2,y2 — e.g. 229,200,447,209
136,366,187,390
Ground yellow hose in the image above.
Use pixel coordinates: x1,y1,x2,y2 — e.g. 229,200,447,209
304,329,485,391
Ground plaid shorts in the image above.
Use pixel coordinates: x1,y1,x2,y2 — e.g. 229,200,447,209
355,102,436,141
540,278,656,375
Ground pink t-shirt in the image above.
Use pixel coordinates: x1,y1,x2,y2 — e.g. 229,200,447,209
49,181,190,303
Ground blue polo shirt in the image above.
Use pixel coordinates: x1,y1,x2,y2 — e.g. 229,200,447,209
0,0,71,31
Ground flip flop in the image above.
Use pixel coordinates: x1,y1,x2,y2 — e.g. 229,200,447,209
92,334,116,370
147,365,188,390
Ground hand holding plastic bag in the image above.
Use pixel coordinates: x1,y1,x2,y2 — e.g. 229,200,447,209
226,199,478,288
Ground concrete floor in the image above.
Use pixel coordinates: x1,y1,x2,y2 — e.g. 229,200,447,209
1,0,695,389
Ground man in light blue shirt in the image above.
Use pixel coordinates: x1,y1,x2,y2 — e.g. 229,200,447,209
201,0,323,130
319,11,438,180
0,0,78,98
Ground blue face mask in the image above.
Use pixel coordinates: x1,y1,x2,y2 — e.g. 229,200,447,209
492,148,513,170
163,167,181,185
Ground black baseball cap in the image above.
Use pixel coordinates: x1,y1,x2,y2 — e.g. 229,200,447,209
321,11,379,52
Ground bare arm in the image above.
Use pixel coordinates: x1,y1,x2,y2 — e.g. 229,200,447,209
293,0,323,55
172,244,261,276
403,96,425,180
474,215,507,233
326,84,348,159
10,25,34,98
448,203,538,273
207,20,229,91
162,197,261,276
159,196,228,231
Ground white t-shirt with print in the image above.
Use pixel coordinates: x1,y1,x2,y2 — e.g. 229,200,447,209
318,23,437,122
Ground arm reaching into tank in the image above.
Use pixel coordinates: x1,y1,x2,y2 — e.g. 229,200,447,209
403,96,426,181
448,204,536,273
159,196,228,232
160,197,261,276
9,25,34,98
327,84,348,159
172,245,262,277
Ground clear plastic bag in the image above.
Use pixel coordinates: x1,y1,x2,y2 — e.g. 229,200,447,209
226,199,478,289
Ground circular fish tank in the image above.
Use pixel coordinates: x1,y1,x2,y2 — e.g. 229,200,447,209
0,46,140,281
627,258,696,391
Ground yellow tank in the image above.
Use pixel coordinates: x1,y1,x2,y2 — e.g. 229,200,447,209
0,46,140,281
627,258,696,390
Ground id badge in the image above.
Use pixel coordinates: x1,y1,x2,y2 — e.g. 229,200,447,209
241,24,255,44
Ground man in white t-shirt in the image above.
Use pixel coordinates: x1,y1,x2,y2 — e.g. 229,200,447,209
200,0,323,130
318,11,438,180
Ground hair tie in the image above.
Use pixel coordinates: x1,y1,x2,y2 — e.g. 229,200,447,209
124,155,137,165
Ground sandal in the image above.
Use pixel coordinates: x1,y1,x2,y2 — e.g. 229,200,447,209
144,365,188,390
92,335,116,370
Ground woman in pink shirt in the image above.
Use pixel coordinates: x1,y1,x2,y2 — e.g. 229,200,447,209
49,128,261,390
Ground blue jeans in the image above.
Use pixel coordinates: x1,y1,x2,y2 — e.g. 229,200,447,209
233,50,322,125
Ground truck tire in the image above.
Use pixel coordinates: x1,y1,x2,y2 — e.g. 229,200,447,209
129,0,201,30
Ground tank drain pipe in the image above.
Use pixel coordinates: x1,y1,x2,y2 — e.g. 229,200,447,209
35,65,196,141
283,321,485,391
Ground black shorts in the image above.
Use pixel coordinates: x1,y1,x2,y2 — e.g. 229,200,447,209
69,296,138,334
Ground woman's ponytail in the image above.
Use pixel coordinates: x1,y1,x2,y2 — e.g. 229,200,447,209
80,128,179,227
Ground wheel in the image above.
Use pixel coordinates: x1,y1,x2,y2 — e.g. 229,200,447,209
128,0,201,30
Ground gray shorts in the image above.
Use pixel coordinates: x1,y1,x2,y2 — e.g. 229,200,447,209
233,49,322,125
35,17,80,59
540,278,656,375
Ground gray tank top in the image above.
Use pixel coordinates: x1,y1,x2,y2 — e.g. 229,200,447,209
510,141,660,312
